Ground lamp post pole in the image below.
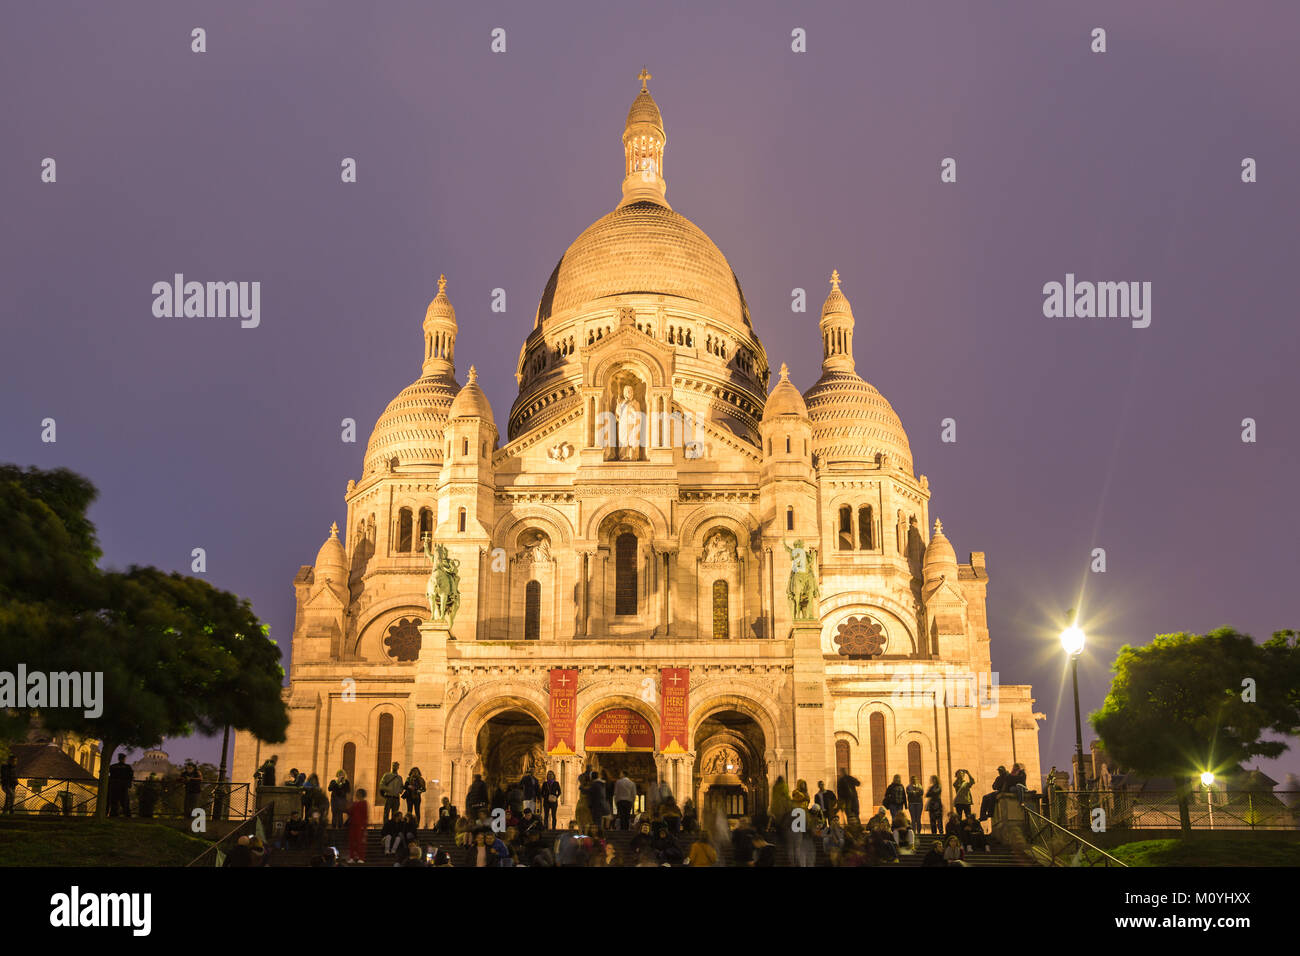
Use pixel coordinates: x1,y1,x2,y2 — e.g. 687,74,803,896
1060,620,1088,829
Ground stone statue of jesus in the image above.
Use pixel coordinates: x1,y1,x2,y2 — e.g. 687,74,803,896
616,385,643,460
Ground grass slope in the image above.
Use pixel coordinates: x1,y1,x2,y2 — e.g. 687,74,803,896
0,818,213,867
1110,837,1300,867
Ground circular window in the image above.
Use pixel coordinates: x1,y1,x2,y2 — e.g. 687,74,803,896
384,617,423,661
833,615,887,658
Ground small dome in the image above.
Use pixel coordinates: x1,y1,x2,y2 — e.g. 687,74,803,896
314,522,348,583
762,363,808,422
363,372,459,476
425,274,456,326
803,371,913,471
449,366,495,422
923,519,958,585
626,89,664,133
822,270,852,318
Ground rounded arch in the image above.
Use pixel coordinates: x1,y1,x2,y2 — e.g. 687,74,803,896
820,602,917,657
573,691,660,744
687,690,781,751
492,505,574,551
350,601,429,659
445,681,551,755
589,350,668,390
583,498,669,541
677,504,757,551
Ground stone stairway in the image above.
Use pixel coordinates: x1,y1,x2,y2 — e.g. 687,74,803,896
266,825,1030,866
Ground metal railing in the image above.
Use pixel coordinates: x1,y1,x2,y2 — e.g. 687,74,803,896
186,804,274,867
1042,789,1300,831
1020,802,1127,867
4,780,255,819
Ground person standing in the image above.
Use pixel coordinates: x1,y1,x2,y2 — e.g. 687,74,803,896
403,767,425,823
906,775,924,831
379,762,403,824
2,753,19,814
924,774,944,835
254,754,277,789
540,770,561,830
180,760,203,818
107,752,133,818
466,773,488,819
836,770,861,823
328,770,351,828
346,788,370,864
613,771,636,831
953,769,975,821
883,774,907,815
587,770,607,828
520,767,540,814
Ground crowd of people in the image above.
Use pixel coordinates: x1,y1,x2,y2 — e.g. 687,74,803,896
231,754,1028,867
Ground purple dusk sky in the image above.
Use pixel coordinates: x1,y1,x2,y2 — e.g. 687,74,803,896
2,2,1297,782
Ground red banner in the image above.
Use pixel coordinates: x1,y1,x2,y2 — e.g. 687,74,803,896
547,669,577,754
583,708,655,752
660,667,689,754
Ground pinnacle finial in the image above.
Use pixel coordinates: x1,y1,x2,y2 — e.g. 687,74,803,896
638,67,652,92
467,365,478,384
437,274,447,295
934,518,944,535
830,269,841,291
329,521,339,538
779,362,789,381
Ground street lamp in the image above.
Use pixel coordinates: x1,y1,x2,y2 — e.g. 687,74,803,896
1060,621,1087,826
1200,771,1215,830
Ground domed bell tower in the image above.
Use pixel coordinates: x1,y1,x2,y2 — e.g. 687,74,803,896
620,69,670,209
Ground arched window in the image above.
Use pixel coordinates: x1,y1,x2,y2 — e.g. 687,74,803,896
342,742,356,785
869,712,887,807
835,739,851,777
786,507,794,531
785,436,791,453
615,532,638,616
462,437,469,456
907,740,922,787
375,713,393,793
858,505,874,550
457,508,466,533
524,580,541,641
481,441,487,458
418,508,433,544
838,505,854,550
712,580,729,639
397,508,413,552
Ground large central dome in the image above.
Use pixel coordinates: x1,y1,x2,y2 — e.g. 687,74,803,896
535,200,752,331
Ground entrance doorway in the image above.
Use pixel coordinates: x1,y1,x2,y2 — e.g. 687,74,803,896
476,710,546,792
694,709,768,822
585,752,658,812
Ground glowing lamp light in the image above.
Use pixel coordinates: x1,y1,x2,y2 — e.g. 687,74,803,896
1060,625,1086,656
1200,771,1215,787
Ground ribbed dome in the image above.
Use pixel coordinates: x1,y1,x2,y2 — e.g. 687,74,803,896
448,366,495,422
626,90,664,133
804,370,913,472
314,523,348,584
762,363,808,422
536,201,752,331
923,520,957,579
363,372,459,476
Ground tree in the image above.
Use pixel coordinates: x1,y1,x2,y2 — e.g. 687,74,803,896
0,465,288,816
1092,628,1299,834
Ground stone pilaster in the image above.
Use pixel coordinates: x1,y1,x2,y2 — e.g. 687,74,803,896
790,621,830,793
413,621,451,825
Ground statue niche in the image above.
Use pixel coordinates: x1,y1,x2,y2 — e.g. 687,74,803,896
600,369,647,461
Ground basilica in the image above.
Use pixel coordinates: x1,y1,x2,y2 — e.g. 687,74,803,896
231,73,1042,824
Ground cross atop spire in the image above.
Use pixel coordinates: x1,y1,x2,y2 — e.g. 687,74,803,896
467,365,478,385
329,521,339,538
638,67,652,92
830,269,841,291
934,518,944,535
437,274,447,295
779,362,790,381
